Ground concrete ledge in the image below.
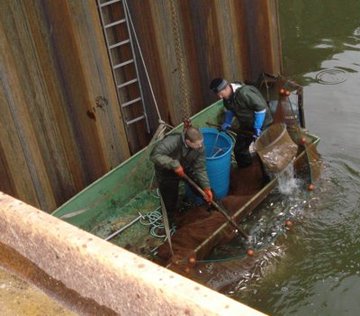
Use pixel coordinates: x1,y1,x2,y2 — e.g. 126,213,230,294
0,192,265,315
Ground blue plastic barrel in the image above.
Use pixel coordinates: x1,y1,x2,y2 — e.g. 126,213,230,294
186,127,233,204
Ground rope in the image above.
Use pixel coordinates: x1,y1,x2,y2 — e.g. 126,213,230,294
139,208,176,239
168,0,191,121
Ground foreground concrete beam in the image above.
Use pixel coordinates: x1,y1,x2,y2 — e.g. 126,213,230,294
0,192,266,315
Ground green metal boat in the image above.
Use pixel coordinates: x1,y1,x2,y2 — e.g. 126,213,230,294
52,75,321,283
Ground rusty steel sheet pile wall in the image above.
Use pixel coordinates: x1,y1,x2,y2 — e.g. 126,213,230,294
0,1,130,211
0,191,266,316
0,0,281,212
129,0,282,123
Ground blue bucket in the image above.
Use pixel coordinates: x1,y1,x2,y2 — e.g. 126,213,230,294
186,128,233,204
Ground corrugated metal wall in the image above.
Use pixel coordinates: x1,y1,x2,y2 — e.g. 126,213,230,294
128,0,282,127
0,0,282,212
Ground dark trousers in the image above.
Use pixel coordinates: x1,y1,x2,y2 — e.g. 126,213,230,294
234,133,253,168
156,171,180,222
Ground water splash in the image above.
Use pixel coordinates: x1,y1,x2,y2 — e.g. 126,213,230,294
277,163,299,195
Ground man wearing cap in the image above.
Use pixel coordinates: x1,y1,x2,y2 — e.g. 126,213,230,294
150,126,213,226
209,78,273,168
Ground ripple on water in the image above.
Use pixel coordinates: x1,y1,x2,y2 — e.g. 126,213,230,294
315,68,348,85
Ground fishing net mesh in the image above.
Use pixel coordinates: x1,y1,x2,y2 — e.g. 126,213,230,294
154,74,323,284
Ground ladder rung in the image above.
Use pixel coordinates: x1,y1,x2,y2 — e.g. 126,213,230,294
99,0,121,8
121,97,141,107
117,78,138,89
113,59,134,69
104,18,126,29
109,39,130,49
126,115,145,125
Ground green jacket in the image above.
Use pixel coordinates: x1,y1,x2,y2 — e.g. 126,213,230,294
150,133,210,189
224,83,273,132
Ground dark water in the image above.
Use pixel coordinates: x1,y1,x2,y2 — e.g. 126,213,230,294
232,1,360,315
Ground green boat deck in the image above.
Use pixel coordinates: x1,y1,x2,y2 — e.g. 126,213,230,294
52,102,225,257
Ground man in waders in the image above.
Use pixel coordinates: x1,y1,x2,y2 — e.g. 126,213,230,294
209,78,273,168
150,127,213,225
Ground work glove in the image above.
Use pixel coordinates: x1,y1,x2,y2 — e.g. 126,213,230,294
253,110,265,139
203,188,213,203
253,128,262,139
174,165,185,177
220,110,235,131
220,122,232,131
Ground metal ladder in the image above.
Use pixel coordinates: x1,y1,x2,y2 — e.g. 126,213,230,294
97,0,150,132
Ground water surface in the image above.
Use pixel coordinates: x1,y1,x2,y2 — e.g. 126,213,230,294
232,1,360,315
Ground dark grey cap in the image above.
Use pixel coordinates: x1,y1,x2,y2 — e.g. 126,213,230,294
209,78,229,93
